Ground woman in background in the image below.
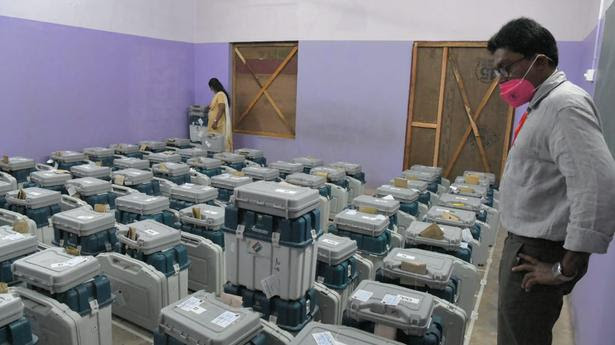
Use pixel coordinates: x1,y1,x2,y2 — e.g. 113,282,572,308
207,78,233,152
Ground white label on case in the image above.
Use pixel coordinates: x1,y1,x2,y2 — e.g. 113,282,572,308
312,332,336,345
212,311,240,328
351,289,373,302
396,253,416,261
177,296,203,311
274,188,298,195
321,238,340,246
143,229,159,236
3,233,25,241
381,294,401,306
50,256,88,269
261,274,280,299
399,295,421,305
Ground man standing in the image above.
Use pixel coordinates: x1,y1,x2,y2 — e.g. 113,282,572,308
488,18,615,345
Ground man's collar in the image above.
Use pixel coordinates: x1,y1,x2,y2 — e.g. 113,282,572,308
528,70,567,111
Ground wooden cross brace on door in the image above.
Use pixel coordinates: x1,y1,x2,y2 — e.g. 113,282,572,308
234,46,298,135
443,57,497,177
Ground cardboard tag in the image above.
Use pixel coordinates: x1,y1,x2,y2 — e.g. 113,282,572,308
358,206,378,214
95,161,102,167
127,226,138,241
400,260,428,275
1,155,8,164
0,283,8,294
419,223,445,240
313,171,328,178
65,246,81,256
459,187,475,194
13,220,29,234
451,202,466,208
17,188,27,200
94,204,110,213
405,175,417,180
192,207,202,219
374,324,397,340
465,175,480,185
139,144,147,152
442,211,461,222
393,177,408,188
114,175,125,186
158,163,168,172
220,292,243,308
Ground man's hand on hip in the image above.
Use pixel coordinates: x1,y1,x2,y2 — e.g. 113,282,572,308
512,254,562,290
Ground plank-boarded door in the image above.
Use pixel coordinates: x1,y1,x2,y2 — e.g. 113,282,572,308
232,42,298,138
403,42,514,182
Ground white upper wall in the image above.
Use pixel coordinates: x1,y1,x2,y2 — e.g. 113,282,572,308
0,0,196,42
195,0,602,43
0,0,606,43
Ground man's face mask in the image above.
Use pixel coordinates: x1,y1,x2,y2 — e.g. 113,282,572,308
498,55,542,107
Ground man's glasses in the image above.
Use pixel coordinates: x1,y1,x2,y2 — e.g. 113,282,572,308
494,57,527,78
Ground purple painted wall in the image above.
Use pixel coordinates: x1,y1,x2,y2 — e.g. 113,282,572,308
194,43,230,105
569,16,615,345
0,16,194,162
230,41,412,187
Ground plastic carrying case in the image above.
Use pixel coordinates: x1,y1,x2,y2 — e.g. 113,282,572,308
404,221,472,263
152,162,191,185
437,193,488,222
50,151,88,170
310,167,347,189
424,206,480,240
352,195,400,231
147,152,183,166
242,166,280,181
401,170,440,193
70,164,111,180
235,148,267,166
284,173,330,199
118,219,190,277
449,183,494,207
210,174,253,203
269,161,303,179
0,292,38,345
114,193,179,228
380,248,480,318
187,157,224,177
28,170,71,193
316,233,359,292
112,168,161,196
110,143,143,158
166,138,193,149
344,280,466,345
139,140,167,153
233,181,320,220
328,161,365,184
177,148,207,162
213,153,246,171
12,247,113,319
0,226,38,285
330,209,390,257
65,177,116,209
112,157,150,170
179,204,226,248
375,185,420,217
223,284,318,334
51,207,119,256
380,248,457,304
291,322,404,345
0,157,36,184
292,157,323,174
5,188,62,228
170,184,218,210
180,232,225,294
154,291,266,345
83,147,114,167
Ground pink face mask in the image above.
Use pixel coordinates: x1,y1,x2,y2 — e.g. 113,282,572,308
499,56,540,107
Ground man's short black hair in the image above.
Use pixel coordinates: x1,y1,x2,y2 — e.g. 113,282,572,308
487,17,558,66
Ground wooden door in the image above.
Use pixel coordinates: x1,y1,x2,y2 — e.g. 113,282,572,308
403,42,515,182
232,42,298,138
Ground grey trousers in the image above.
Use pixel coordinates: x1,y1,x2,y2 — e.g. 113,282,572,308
497,233,585,345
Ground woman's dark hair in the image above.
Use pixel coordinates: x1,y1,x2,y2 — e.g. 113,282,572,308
487,17,558,66
208,78,230,102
